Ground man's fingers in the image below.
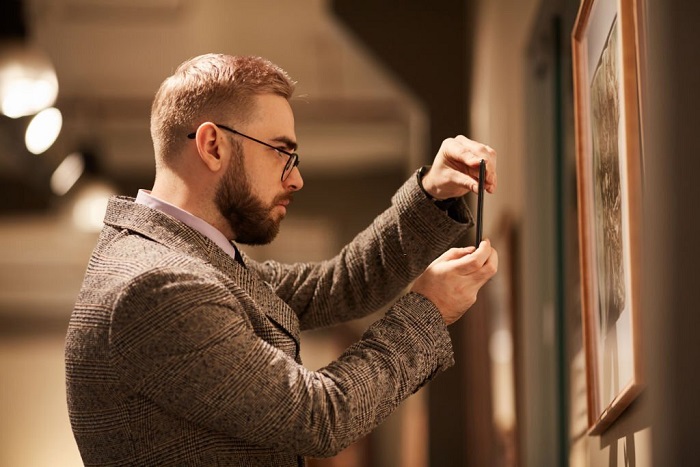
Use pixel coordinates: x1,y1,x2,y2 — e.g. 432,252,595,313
450,240,493,274
449,170,478,193
481,246,498,280
439,137,471,164
439,246,477,262
481,156,497,193
445,136,497,193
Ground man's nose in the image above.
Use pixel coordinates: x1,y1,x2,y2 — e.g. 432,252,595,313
285,165,303,191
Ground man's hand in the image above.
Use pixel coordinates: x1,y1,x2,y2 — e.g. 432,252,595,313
411,240,498,325
421,136,497,200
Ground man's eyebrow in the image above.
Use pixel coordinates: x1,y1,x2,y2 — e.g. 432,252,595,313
270,136,297,152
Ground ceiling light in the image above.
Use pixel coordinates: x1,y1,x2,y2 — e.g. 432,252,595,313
50,152,85,196
0,42,59,118
25,107,62,154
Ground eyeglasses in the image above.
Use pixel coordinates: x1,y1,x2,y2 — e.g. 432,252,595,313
187,124,300,182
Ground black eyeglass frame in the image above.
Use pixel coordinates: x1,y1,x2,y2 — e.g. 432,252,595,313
187,124,300,182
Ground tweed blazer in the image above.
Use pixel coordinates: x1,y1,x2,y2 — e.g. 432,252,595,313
66,175,472,466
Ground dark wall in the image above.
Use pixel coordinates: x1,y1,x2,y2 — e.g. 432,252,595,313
331,2,479,465
332,0,471,156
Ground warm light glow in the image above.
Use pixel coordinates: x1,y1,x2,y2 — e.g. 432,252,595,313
489,328,516,431
72,182,115,232
25,107,62,154
50,153,85,196
1,75,58,118
488,328,513,364
0,43,59,118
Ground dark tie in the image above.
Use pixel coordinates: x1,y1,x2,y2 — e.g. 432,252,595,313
231,243,246,268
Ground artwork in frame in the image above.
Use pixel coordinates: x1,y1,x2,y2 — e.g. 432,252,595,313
572,0,645,435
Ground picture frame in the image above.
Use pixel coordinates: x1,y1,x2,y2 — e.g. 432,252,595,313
572,0,645,435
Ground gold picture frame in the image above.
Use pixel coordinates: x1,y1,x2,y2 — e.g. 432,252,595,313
572,0,645,435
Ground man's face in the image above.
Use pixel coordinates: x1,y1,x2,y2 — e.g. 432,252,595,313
214,94,302,245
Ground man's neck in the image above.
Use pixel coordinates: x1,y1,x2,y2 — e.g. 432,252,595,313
150,174,236,241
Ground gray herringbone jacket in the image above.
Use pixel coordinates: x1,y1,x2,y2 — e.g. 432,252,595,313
66,175,472,466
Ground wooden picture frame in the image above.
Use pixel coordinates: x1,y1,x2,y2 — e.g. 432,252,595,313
572,0,645,435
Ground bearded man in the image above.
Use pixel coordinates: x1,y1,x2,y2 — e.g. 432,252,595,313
66,53,498,466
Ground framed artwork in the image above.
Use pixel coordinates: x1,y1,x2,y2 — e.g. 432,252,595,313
572,0,645,434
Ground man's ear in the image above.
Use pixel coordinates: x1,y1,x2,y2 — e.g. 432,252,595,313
193,122,224,173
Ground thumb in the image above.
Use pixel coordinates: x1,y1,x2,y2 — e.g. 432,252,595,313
451,170,477,193
439,246,476,262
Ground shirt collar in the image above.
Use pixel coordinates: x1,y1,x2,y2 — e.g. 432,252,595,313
134,189,241,262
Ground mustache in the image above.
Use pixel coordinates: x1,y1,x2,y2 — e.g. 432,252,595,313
272,193,294,205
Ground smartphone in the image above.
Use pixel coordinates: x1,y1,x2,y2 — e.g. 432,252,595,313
475,159,486,247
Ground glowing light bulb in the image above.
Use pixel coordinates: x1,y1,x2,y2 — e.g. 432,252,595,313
25,107,62,154
0,42,59,118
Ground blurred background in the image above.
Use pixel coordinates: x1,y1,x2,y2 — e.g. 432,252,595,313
0,0,698,466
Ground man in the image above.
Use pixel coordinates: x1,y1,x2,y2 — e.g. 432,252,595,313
66,54,498,466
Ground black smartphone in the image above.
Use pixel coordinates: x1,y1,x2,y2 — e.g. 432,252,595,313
475,159,486,247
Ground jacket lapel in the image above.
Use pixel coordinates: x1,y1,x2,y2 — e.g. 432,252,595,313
103,196,301,350
212,249,301,353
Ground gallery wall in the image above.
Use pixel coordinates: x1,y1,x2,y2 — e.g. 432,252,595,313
471,0,700,464
642,0,700,464
467,0,668,465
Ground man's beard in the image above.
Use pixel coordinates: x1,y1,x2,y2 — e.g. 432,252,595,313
215,144,290,245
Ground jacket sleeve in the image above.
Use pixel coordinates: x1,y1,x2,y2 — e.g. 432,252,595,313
249,172,473,330
109,269,454,458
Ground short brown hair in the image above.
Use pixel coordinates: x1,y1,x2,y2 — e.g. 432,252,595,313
150,54,295,166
